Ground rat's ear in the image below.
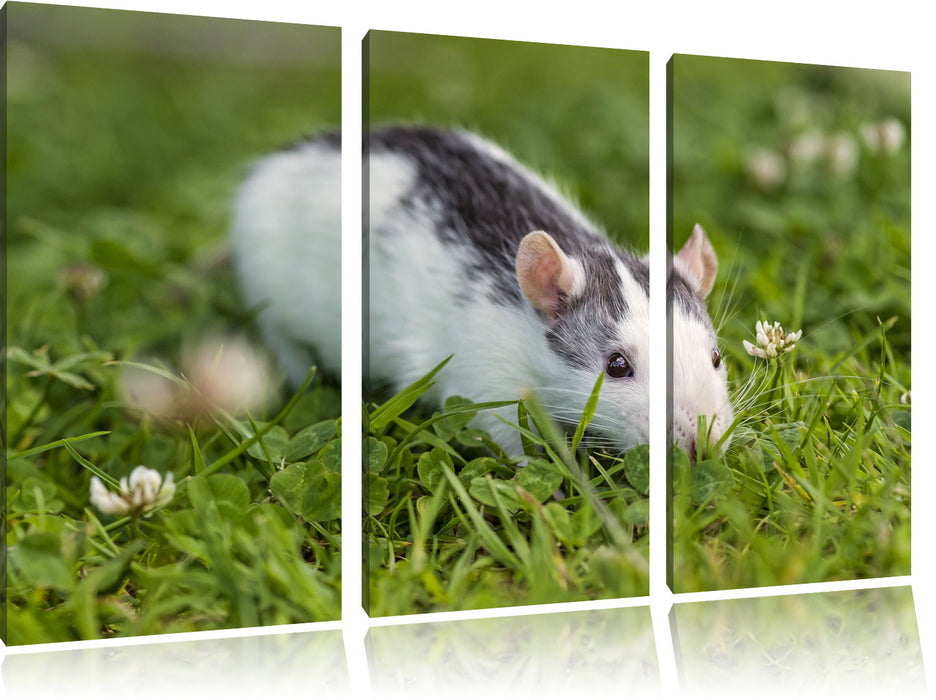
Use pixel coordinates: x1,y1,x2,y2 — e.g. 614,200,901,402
675,224,718,299
516,230,582,319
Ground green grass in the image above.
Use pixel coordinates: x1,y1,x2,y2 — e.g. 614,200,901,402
670,56,911,591
363,33,651,614
365,364,649,614
4,6,341,643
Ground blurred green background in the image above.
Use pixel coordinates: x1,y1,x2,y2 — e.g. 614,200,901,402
7,3,340,359
366,31,649,249
670,54,910,368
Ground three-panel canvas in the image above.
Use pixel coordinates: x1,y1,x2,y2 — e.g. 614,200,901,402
3,0,912,661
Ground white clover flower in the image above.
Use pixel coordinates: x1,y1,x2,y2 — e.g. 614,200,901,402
860,121,882,152
745,148,787,191
827,132,859,176
789,129,826,166
879,118,906,154
743,320,803,360
90,466,175,517
861,117,905,155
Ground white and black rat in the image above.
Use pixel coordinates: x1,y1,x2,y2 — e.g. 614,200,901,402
231,125,732,456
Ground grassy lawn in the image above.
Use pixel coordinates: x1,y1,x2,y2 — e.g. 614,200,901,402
669,56,911,591
364,32,651,614
4,5,341,643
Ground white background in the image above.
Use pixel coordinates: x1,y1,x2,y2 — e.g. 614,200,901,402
2,1,931,698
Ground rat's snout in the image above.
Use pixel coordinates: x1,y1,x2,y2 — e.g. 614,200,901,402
670,436,700,464
672,409,724,463
671,409,699,459
684,437,697,462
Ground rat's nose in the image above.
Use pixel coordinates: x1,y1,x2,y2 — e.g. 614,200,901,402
686,438,697,462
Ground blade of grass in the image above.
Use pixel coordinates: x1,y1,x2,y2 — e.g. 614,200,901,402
384,400,518,469
587,453,627,493
412,479,450,569
517,401,536,456
62,440,121,489
829,316,897,373
572,372,604,451
368,356,452,432
245,412,276,480
8,430,111,463
487,482,530,563
188,426,207,475
104,359,189,386
82,508,123,556
441,465,521,570
493,415,565,468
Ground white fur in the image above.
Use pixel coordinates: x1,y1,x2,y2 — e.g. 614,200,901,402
589,257,652,450
670,302,733,453
230,141,341,384
367,149,659,453
367,151,557,449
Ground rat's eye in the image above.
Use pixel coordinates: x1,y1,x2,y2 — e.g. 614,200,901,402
606,353,633,379
712,349,722,368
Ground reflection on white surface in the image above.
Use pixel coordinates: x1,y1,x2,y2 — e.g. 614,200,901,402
671,586,925,696
367,606,659,698
1,628,350,700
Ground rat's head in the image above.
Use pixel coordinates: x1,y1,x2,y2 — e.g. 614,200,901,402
515,230,650,453
669,224,733,459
